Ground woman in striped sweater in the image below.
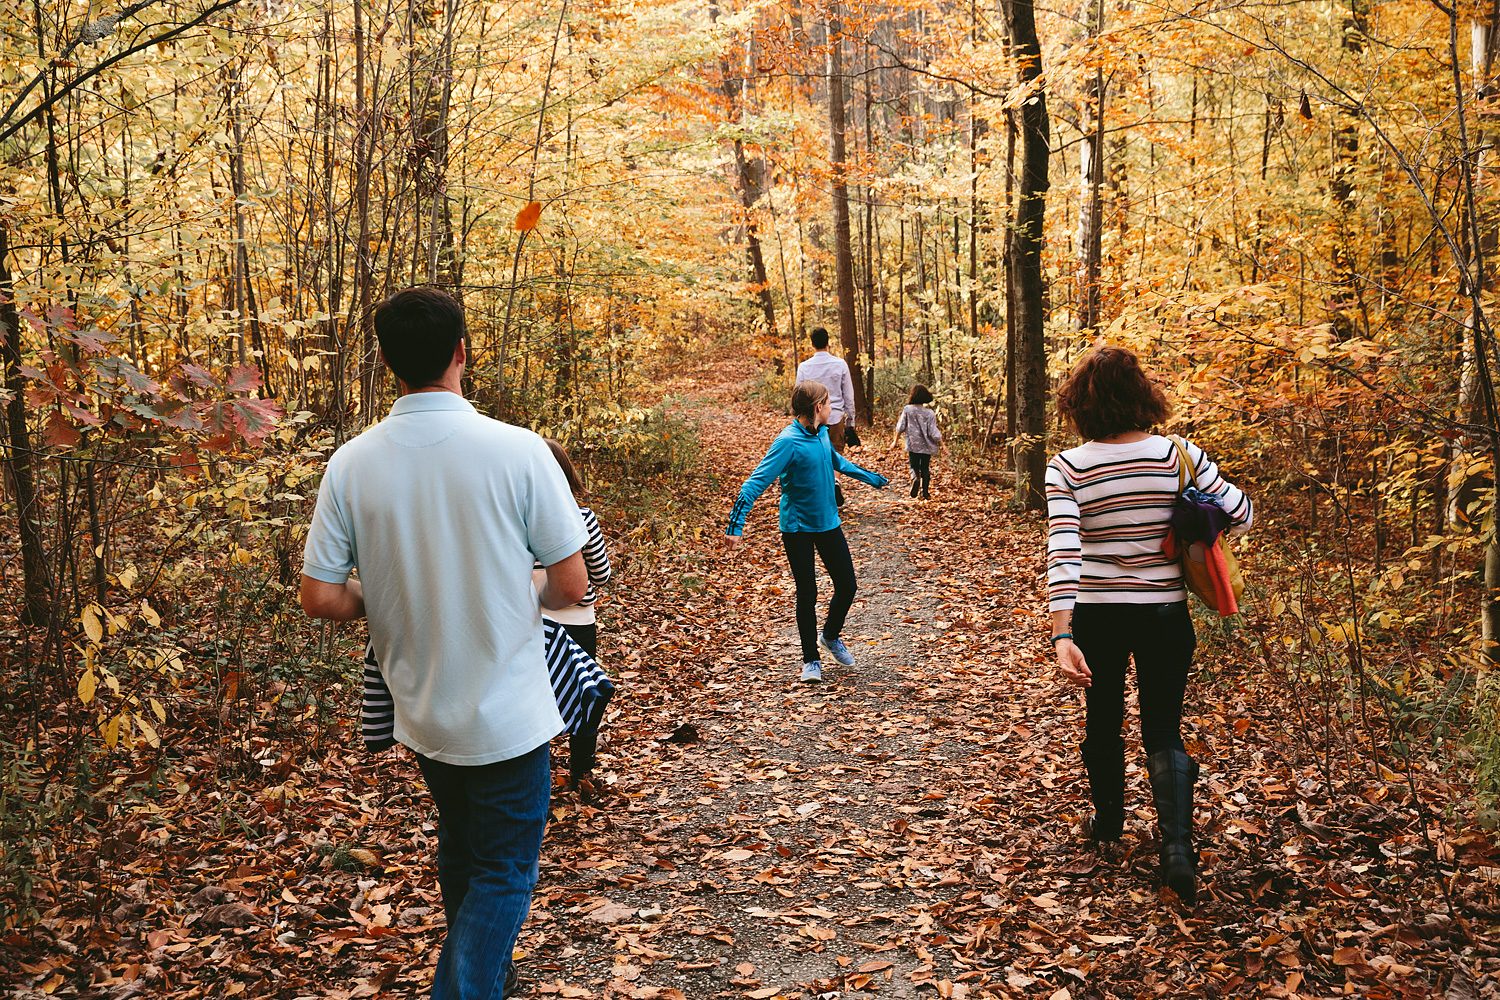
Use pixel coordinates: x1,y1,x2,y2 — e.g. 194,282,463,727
1046,346,1252,904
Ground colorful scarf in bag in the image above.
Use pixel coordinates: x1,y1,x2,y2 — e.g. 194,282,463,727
1160,436,1244,616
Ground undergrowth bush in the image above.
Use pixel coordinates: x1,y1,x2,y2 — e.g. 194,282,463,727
1473,672,1500,828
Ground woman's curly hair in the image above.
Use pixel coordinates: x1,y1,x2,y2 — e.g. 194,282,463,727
1055,346,1172,441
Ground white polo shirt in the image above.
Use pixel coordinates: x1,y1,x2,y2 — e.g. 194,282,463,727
302,392,588,765
795,350,855,425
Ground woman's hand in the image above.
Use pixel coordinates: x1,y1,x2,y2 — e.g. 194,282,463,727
723,534,742,552
1055,638,1091,687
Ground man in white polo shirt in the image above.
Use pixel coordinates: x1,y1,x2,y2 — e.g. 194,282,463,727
795,326,857,505
300,287,588,999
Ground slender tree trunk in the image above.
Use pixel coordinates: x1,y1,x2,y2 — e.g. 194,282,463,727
1005,106,1017,469
1076,0,1105,334
353,0,380,421
722,69,776,339
827,5,868,424
1005,0,1050,509
0,224,50,625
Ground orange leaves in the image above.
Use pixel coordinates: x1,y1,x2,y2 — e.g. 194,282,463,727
516,200,543,231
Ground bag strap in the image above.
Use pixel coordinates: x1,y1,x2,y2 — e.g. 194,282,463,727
1169,435,1198,491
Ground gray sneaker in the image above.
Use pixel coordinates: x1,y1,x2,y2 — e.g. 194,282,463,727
820,633,856,666
800,661,823,684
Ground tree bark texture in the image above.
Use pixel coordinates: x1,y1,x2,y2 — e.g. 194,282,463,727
827,8,868,424
1005,0,1050,509
0,224,51,625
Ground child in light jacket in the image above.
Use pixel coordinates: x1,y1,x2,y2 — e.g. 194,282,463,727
889,384,943,499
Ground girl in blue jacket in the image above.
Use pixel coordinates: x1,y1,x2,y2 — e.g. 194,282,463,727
725,380,889,683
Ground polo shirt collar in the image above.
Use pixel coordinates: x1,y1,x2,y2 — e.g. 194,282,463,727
388,391,477,417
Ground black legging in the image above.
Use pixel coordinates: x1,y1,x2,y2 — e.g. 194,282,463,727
559,621,597,658
908,452,931,495
781,528,857,664
1073,601,1196,755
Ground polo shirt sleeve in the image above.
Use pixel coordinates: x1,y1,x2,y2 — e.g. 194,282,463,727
302,457,356,584
527,443,590,566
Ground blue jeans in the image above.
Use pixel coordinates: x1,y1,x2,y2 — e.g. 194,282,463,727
417,744,551,1000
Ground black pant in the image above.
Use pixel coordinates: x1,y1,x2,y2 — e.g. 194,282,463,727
559,621,597,659
781,528,857,664
908,452,931,495
1073,602,1195,755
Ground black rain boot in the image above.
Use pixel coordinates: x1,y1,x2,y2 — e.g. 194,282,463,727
1080,737,1125,842
1147,748,1199,903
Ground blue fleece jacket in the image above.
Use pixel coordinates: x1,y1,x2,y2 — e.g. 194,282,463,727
726,420,889,535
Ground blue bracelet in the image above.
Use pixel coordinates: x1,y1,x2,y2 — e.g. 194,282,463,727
1051,633,1073,645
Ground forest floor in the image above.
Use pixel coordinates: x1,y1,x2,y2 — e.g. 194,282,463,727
7,343,1500,1000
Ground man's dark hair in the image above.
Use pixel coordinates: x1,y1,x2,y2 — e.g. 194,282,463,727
907,384,933,406
374,287,466,389
1055,346,1172,441
809,327,830,350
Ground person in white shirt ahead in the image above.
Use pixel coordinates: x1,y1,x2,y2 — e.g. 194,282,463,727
795,327,857,505
300,286,588,999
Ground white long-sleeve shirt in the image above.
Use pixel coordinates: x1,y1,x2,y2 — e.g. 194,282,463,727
795,350,855,425
1045,435,1252,613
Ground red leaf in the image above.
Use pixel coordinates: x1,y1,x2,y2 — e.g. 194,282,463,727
199,400,235,437
150,401,203,432
179,364,222,391
515,200,543,231
223,364,263,395
58,325,116,354
229,397,281,442
43,410,80,449
92,356,162,398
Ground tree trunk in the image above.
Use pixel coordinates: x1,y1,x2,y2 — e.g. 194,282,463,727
827,6,868,424
1076,0,1105,334
1005,0,1050,509
0,224,50,625
716,6,776,340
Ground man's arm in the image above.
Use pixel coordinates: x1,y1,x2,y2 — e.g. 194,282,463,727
301,574,366,621
839,362,855,421
539,550,588,610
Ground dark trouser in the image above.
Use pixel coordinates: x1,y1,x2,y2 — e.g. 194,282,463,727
417,744,551,999
559,622,597,658
782,527,857,664
557,621,605,782
828,422,846,505
1073,601,1195,755
908,452,931,495
827,419,846,452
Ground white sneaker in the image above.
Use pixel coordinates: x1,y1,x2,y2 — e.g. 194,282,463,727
800,661,823,684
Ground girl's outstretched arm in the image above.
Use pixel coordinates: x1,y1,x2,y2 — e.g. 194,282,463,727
726,436,796,536
832,450,890,489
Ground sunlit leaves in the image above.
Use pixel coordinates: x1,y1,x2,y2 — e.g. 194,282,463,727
515,200,543,231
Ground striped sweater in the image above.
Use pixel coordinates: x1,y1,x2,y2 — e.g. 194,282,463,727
1046,435,1252,612
531,505,611,625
